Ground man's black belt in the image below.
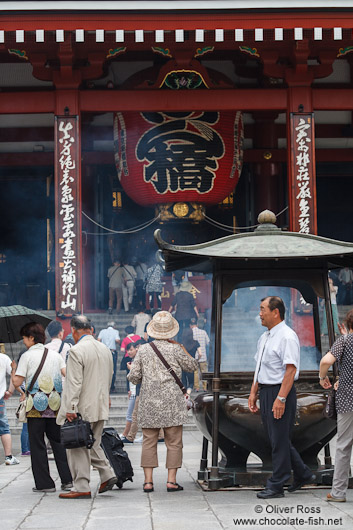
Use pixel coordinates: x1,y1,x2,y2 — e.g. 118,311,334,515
258,383,281,388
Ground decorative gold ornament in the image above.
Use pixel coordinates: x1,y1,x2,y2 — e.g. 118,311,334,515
157,203,205,222
263,152,273,160
173,203,189,218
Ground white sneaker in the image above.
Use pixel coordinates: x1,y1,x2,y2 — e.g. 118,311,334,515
5,456,20,465
134,435,143,443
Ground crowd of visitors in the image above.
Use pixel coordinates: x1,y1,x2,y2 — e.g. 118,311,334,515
2,272,353,501
107,257,163,314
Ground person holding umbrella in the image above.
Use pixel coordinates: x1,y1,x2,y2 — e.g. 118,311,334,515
11,322,72,493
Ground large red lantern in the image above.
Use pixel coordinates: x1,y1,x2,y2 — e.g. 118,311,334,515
114,111,243,207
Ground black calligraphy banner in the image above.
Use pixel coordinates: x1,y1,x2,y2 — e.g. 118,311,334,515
289,113,317,235
55,116,82,316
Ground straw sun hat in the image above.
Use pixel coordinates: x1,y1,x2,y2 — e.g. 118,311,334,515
146,310,179,340
179,280,193,292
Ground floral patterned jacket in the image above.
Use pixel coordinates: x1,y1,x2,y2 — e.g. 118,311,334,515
128,339,198,428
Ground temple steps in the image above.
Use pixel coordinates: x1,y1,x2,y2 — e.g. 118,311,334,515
4,394,198,435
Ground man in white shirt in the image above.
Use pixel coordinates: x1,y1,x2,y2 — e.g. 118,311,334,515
46,320,71,362
98,322,120,393
107,259,124,314
121,261,137,312
0,352,19,465
190,318,210,391
248,296,314,499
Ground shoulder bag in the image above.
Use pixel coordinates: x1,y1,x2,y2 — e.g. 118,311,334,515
109,266,121,283
323,335,348,420
150,342,194,409
60,413,95,449
16,348,49,423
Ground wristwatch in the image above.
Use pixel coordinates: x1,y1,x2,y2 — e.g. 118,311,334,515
277,395,286,403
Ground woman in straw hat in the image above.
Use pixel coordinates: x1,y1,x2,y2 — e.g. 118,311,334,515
128,310,198,492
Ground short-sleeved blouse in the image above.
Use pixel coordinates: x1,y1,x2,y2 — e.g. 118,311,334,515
331,334,353,414
16,343,65,418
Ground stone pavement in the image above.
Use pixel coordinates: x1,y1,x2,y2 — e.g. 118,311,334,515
1,430,353,530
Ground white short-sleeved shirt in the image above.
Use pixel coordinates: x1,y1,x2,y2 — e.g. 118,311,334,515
0,353,11,399
46,338,71,363
254,320,300,385
16,343,65,417
98,327,120,351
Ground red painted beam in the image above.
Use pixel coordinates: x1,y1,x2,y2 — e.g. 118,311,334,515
316,150,353,163
0,127,54,142
0,124,351,143
80,89,288,111
0,152,54,166
1,149,352,167
0,89,353,114
2,12,353,31
313,89,353,110
245,149,353,163
0,92,55,114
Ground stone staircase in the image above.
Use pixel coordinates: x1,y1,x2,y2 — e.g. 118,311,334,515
5,394,198,436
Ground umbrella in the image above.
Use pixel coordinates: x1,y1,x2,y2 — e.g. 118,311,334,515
0,305,52,345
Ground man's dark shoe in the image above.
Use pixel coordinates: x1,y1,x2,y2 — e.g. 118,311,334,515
59,491,91,499
98,476,118,494
257,488,284,499
288,474,316,492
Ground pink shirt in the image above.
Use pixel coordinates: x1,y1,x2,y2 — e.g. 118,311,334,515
120,334,141,353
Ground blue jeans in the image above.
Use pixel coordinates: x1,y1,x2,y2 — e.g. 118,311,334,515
21,423,30,453
182,371,194,390
126,395,136,422
0,398,10,436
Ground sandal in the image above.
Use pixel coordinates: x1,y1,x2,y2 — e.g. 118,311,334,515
143,482,154,492
167,482,184,492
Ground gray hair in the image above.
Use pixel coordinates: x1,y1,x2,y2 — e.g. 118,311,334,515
70,315,92,330
107,321,115,328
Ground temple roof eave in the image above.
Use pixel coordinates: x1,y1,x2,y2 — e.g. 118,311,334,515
154,228,353,271
2,1,353,12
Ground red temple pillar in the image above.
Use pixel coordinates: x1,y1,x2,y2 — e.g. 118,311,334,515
54,90,82,334
287,87,317,234
252,112,282,216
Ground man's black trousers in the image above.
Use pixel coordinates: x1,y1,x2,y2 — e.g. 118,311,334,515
259,383,310,493
27,417,72,490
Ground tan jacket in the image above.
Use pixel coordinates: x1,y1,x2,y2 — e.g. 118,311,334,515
128,340,198,428
57,335,113,425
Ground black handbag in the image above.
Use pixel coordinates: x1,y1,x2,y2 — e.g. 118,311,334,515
150,341,194,409
324,387,337,420
323,335,348,421
60,413,95,449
